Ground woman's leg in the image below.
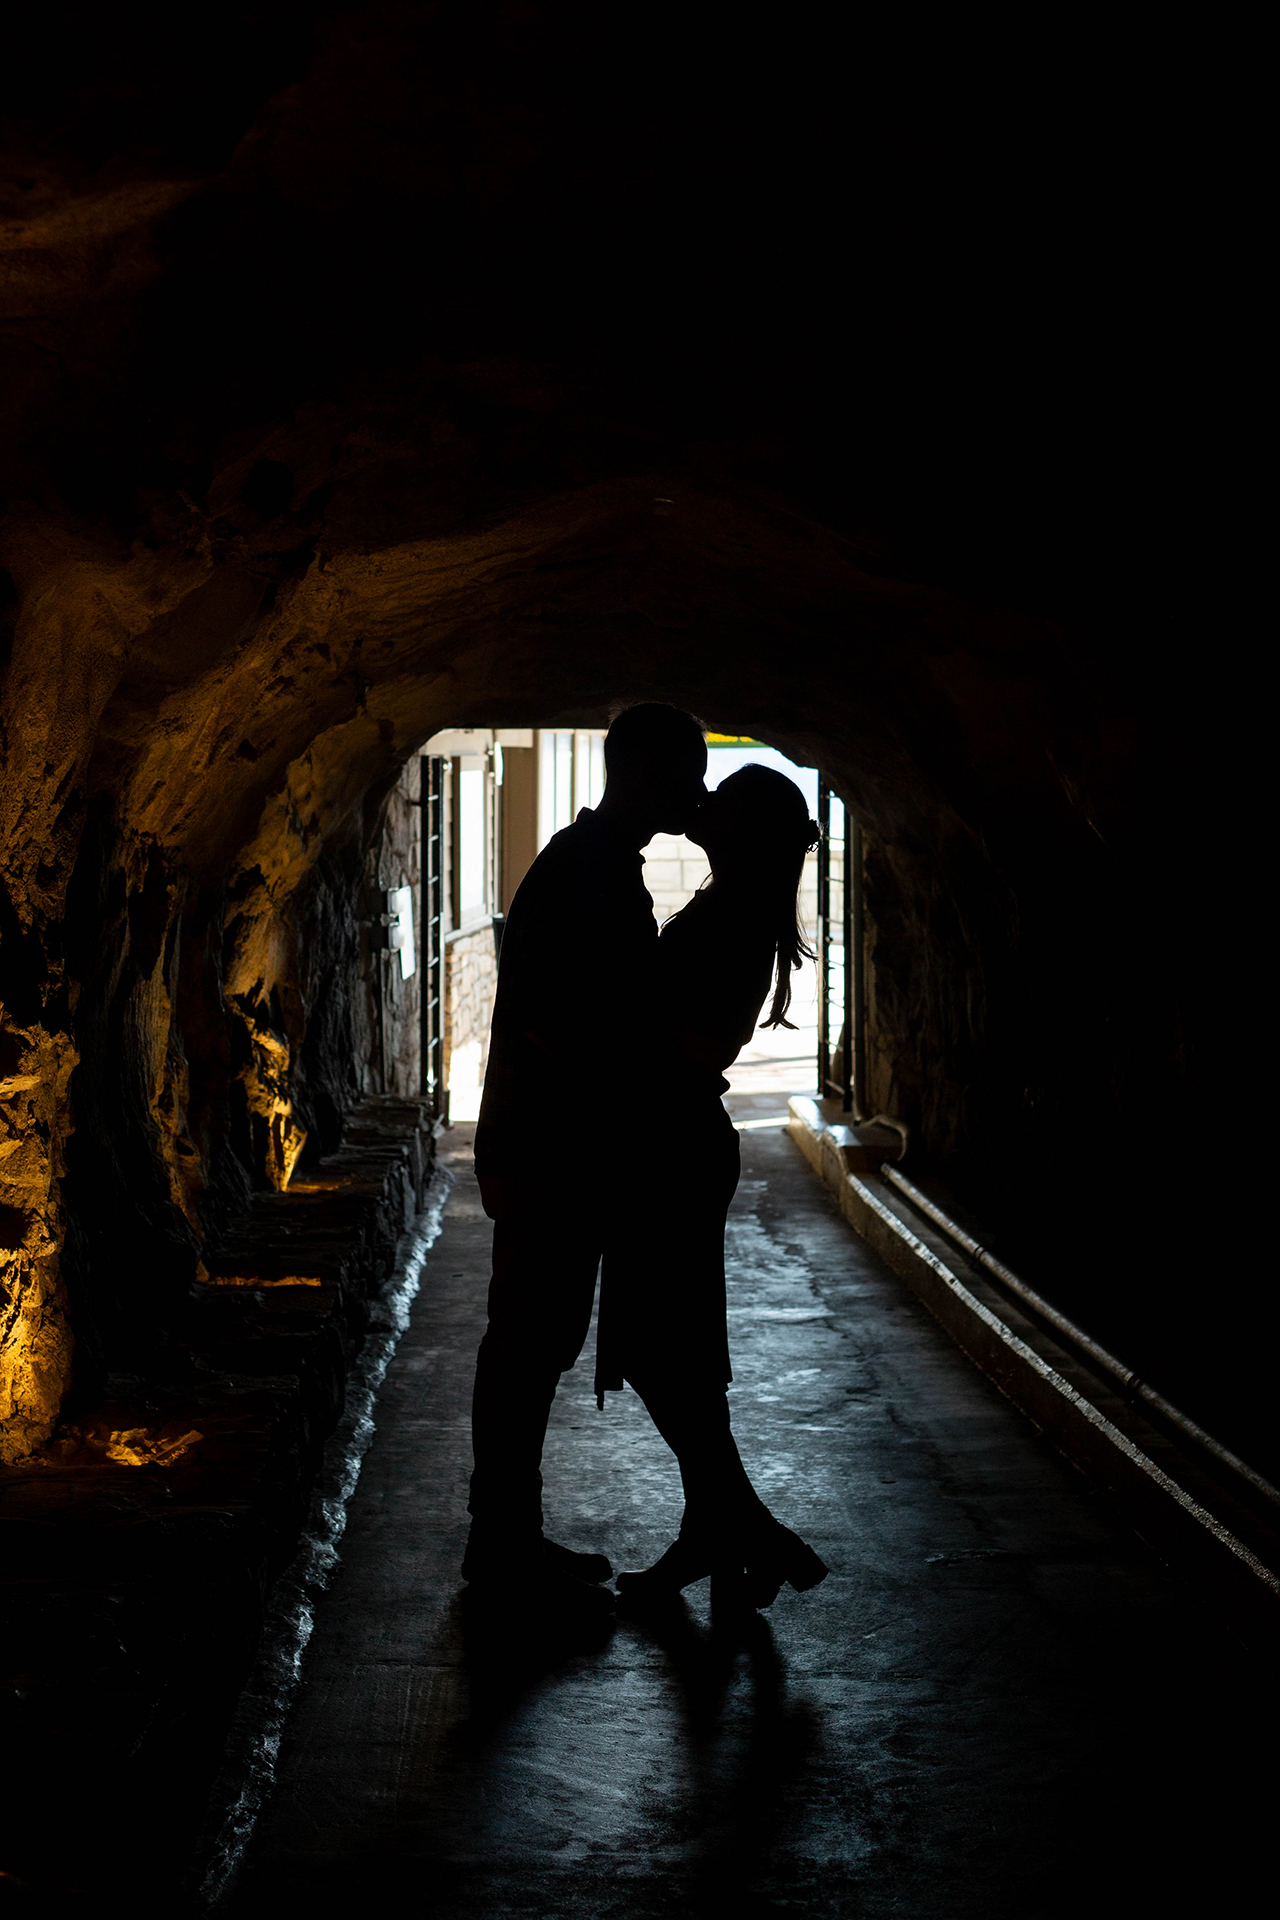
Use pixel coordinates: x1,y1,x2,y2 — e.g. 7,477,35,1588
618,1121,827,1601
622,1373,829,1603
624,1119,748,1528
628,1377,765,1538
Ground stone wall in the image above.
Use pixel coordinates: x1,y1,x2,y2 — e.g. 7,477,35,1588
641,833,710,925
363,756,422,1100
644,836,818,938
444,925,498,1121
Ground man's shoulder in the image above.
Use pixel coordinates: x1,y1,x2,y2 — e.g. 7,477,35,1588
509,820,592,906
510,812,645,910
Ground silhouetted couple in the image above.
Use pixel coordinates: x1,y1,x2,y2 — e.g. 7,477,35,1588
467,704,827,1615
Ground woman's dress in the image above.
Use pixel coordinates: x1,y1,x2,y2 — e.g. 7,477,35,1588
595,889,775,1400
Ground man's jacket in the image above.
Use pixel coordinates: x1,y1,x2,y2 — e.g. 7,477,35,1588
474,808,657,1181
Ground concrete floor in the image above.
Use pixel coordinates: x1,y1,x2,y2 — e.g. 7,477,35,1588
228,1115,1269,1919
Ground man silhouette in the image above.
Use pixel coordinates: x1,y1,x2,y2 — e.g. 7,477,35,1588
465,704,708,1602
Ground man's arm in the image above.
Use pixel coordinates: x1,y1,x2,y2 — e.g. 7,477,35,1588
477,1172,511,1219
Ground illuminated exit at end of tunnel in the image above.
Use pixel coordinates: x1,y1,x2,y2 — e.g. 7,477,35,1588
370,726,825,1126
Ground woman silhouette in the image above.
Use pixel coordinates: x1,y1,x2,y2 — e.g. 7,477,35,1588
599,764,829,1607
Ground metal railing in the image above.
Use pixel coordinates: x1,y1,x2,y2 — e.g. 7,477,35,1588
817,777,864,1114
420,754,446,1118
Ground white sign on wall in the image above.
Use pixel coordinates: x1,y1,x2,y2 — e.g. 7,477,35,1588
384,885,416,979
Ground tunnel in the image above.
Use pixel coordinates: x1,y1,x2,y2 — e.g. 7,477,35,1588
0,9,1272,1915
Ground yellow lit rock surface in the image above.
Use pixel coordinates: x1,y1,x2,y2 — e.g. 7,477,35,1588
0,1252,74,1464
102,1426,203,1467
38,1416,204,1468
200,1274,324,1288
0,1023,77,1462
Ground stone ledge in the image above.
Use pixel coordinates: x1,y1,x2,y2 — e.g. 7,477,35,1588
788,1095,1280,1653
0,1095,435,1907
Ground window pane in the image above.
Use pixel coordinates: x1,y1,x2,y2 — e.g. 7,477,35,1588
537,731,556,849
459,767,486,913
554,731,573,831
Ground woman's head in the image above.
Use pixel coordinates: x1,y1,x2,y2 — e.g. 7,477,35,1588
689,765,815,872
688,765,819,1027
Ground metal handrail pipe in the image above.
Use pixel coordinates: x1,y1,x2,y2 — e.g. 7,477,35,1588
882,1163,1280,1516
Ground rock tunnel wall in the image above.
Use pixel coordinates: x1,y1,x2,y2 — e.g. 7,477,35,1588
0,483,1209,1464
2,711,425,1456
0,7,1248,1472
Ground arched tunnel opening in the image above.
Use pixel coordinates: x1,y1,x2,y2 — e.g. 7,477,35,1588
0,8,1270,1913
2,529,1246,1469
374,724,822,1127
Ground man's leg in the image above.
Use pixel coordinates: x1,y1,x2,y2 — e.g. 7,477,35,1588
464,1196,604,1581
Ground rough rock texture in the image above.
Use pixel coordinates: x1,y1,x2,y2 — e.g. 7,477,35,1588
0,1023,76,1458
0,8,1249,1472
367,755,424,1100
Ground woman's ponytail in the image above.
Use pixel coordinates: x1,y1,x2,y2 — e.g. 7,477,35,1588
760,815,820,1030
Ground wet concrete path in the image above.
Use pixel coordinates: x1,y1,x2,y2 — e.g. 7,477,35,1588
229,1123,1267,1918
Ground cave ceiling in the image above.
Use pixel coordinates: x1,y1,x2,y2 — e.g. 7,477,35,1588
0,5,1241,1472
1,5,1145,917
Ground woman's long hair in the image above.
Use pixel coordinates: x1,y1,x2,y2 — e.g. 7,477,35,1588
714,766,820,1030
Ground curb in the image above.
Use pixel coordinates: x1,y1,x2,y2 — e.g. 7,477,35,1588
787,1096,1280,1648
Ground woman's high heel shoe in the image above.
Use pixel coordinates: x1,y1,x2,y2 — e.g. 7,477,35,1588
615,1532,722,1605
742,1517,828,1608
617,1514,827,1611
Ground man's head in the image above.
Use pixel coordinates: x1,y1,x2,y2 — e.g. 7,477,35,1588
601,703,707,837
